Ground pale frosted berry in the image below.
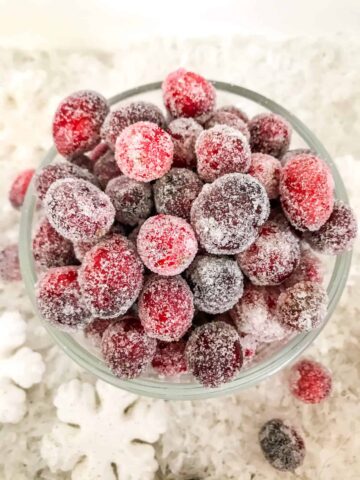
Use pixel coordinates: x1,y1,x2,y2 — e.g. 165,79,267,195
249,113,291,158
152,339,188,376
204,111,250,141
288,358,332,404
93,150,121,189
9,169,35,209
167,117,203,168
284,245,323,288
84,318,112,349
217,105,249,124
0,244,21,282
248,153,281,199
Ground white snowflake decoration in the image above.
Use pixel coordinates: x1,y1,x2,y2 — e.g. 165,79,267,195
41,379,167,480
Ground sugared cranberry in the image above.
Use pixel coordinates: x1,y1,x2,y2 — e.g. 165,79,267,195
36,266,91,331
154,168,203,220
204,111,250,141
280,154,334,231
190,173,270,255
115,121,173,182
138,275,194,341
84,318,112,349
249,113,291,158
304,201,357,254
185,321,243,387
288,358,332,404
284,245,323,288
277,281,328,332
93,150,121,189
105,176,153,226
281,148,314,165
0,244,21,282
137,214,198,276
167,118,203,168
162,68,216,119
101,316,157,379
79,235,144,318
196,125,251,182
44,178,115,242
73,223,126,262
52,90,109,157
248,153,281,199
216,105,249,124
152,339,188,376
9,169,35,209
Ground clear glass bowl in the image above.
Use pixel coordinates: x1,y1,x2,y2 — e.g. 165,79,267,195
19,81,352,400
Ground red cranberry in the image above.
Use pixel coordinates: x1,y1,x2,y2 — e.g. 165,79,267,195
152,339,188,376
0,244,21,282
204,111,250,141
93,150,121,189
9,169,35,209
249,113,291,158
248,153,281,199
288,358,332,404
216,105,249,124
281,148,314,165
284,245,323,288
167,118,203,168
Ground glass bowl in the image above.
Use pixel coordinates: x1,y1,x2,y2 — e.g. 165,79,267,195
19,81,352,400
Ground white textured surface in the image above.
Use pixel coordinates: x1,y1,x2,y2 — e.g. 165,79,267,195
0,36,359,479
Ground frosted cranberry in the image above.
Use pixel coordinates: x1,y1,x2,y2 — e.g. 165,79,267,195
138,275,194,341
259,419,305,472
277,281,328,332
36,266,91,331
32,218,75,268
217,105,249,124
284,245,323,288
230,284,289,343
152,339,188,376
68,154,95,172
204,111,250,141
44,178,115,242
239,334,258,365
93,150,121,189
167,118,203,168
105,176,153,226
281,148,314,165
88,142,110,162
196,125,251,182
101,316,157,379
115,121,173,182
79,235,144,318
84,318,112,349
185,321,242,387
52,90,109,157
190,173,270,255
154,168,203,220
249,113,291,158
0,244,21,282
186,255,244,314
35,162,98,201
288,358,332,404
304,201,357,255
162,68,216,118
137,214,198,276
74,228,127,262
248,153,281,200
9,169,35,209
280,154,334,231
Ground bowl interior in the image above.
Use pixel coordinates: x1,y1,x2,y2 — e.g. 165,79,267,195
19,81,352,400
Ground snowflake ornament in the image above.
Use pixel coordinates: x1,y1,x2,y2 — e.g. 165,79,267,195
41,379,168,480
0,310,45,423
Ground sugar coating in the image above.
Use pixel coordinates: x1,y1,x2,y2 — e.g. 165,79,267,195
32,217,75,268
101,316,157,379
185,321,243,388
79,234,144,318
196,125,251,182
217,105,249,124
259,419,305,472
152,339,188,377
249,113,292,158
190,173,270,255
35,161,99,201
284,244,323,288
204,111,250,141
186,255,244,314
162,68,216,119
137,214,198,276
167,117,203,168
101,101,165,150
52,90,109,157
154,168,203,220
288,358,332,404
277,281,328,332
115,121,174,182
237,218,300,285
44,178,115,243
93,150,121,189
230,284,289,343
304,201,357,255
281,148,314,166
36,266,91,332
84,318,112,350
280,154,334,231
9,169,35,209
105,176,153,226
0,244,21,282
138,275,194,341
239,334,258,365
248,153,281,199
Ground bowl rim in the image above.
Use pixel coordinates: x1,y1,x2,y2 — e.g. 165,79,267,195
19,80,352,400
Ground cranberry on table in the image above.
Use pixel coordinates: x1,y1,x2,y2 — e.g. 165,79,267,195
154,168,203,220
304,201,357,255
280,153,334,231
288,358,332,404
190,173,270,255
152,339,188,376
101,316,157,379
105,176,153,226
196,125,251,182
84,318,112,350
167,117,203,169
281,148,314,165
0,244,21,282
79,235,144,318
137,214,198,276
249,113,291,158
248,153,281,199
36,266,91,331
115,121,174,182
52,90,109,157
185,321,243,388
216,105,249,124
138,275,194,341
93,150,121,189
162,68,216,119
9,169,35,209
284,245,323,288
204,111,250,141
